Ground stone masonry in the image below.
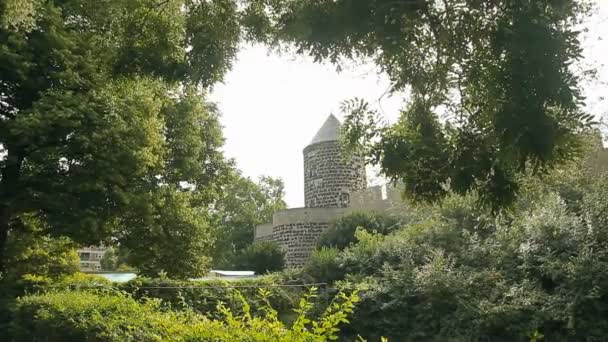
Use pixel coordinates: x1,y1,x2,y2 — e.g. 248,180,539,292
273,222,328,268
304,140,366,208
254,114,401,267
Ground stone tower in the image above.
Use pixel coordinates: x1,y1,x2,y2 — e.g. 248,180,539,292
303,114,367,208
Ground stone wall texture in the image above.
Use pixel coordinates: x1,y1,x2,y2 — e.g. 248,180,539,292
303,141,366,208
270,207,349,267
272,222,328,268
254,223,274,242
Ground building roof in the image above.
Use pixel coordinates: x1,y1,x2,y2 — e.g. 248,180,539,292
309,114,341,145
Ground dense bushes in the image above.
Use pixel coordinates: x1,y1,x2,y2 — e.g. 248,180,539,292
121,275,300,319
10,288,360,341
11,291,187,341
232,241,286,274
280,164,608,341
317,211,402,250
9,272,312,323
303,248,344,284
334,188,608,341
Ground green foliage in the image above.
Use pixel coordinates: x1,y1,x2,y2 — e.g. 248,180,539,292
24,273,308,321
53,273,113,290
211,174,286,268
120,188,214,279
10,287,359,341
0,0,40,31
233,241,286,275
291,148,608,340
99,246,136,272
317,211,401,250
1,215,79,295
120,275,299,318
99,247,117,271
0,0,242,273
4,234,79,283
333,185,608,341
303,247,344,284
11,291,200,341
245,0,595,209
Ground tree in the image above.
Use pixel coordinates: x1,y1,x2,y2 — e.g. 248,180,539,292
2,215,79,282
0,0,241,275
0,0,40,31
233,241,285,274
211,174,286,268
99,246,134,272
303,247,343,284
120,188,216,278
99,248,117,272
242,0,595,210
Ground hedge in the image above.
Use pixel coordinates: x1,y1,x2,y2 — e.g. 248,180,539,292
10,290,360,341
120,275,304,319
22,273,327,323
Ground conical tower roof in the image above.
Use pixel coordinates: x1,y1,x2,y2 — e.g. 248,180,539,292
309,114,341,145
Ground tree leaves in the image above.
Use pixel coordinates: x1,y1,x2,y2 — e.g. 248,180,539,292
246,0,596,210
0,0,239,273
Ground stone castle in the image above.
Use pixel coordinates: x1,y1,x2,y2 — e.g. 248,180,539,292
254,114,405,267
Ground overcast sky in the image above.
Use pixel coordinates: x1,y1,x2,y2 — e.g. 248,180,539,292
210,4,608,208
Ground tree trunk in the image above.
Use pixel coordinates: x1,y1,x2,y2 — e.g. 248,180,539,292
0,147,24,274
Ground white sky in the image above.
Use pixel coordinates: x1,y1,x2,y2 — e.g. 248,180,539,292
211,3,608,208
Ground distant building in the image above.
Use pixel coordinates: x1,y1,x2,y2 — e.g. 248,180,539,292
77,246,107,271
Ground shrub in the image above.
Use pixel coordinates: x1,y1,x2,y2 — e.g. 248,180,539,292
317,211,401,250
53,273,114,291
233,241,285,274
119,275,301,320
3,221,80,283
11,291,185,341
338,192,608,341
23,273,311,323
303,247,344,284
10,288,360,341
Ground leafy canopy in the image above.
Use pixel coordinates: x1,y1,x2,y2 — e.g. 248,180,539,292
211,174,286,268
242,0,596,210
233,241,286,274
0,0,241,277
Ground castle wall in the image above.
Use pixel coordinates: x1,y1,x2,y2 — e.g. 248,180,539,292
253,183,410,268
350,183,407,216
269,207,349,267
303,141,366,208
250,115,412,269
254,222,274,242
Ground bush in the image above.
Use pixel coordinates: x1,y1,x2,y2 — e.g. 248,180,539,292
119,274,300,320
1,217,80,298
317,211,401,250
11,291,183,341
10,288,360,341
337,192,608,341
233,241,285,274
303,247,344,284
23,273,311,323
